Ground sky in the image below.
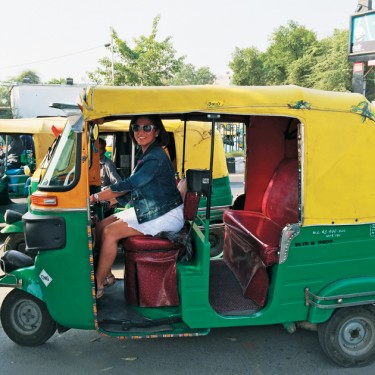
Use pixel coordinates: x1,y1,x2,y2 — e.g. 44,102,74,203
0,0,360,84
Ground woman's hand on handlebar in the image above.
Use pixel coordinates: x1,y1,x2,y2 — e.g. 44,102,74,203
90,188,128,204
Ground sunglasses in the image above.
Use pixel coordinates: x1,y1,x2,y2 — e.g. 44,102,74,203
131,124,156,133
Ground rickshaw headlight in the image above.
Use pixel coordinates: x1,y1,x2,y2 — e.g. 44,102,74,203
31,194,58,206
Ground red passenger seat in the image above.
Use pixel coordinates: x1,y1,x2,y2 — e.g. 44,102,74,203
122,169,206,308
223,158,298,306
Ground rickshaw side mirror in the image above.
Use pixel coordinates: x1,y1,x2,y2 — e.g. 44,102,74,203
90,124,99,141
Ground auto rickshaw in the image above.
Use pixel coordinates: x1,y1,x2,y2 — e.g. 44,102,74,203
0,117,66,254
2,85,375,368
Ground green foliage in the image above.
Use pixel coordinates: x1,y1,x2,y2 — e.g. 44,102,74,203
0,85,10,106
168,64,216,85
264,21,317,85
48,78,67,84
229,47,266,85
88,15,215,86
0,108,12,119
229,22,352,93
286,49,318,87
309,29,352,92
0,85,12,119
11,70,40,84
365,69,375,102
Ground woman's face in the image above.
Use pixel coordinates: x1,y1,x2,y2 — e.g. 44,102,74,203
133,117,159,151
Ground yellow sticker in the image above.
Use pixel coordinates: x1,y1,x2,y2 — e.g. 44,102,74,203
207,100,224,109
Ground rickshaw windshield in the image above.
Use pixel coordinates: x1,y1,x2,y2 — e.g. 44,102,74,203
39,118,80,189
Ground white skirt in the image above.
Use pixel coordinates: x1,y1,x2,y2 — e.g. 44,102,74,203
114,204,184,236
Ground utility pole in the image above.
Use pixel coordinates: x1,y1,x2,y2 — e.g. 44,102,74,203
357,0,372,12
351,1,373,95
104,38,115,85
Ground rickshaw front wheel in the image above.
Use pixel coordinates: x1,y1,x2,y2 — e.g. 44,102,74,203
318,306,375,367
1,289,56,346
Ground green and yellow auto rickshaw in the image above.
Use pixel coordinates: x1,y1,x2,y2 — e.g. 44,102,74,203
2,85,375,368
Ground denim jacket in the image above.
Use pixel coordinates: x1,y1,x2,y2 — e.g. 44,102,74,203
110,141,183,224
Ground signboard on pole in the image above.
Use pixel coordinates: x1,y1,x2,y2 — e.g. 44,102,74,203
349,9,375,62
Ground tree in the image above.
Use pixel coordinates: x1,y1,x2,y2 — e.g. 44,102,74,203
11,70,40,84
229,22,318,86
168,64,216,85
364,66,375,102
286,45,320,87
228,22,354,94
263,21,318,85
88,15,185,86
309,29,352,92
48,78,67,84
0,85,12,119
229,47,266,85
88,15,215,86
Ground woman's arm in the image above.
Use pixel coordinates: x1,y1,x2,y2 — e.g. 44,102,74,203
89,188,127,204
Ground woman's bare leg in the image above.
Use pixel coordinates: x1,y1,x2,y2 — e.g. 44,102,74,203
93,215,118,253
95,219,142,294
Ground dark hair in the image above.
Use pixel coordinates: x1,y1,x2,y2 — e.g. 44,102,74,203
129,115,169,146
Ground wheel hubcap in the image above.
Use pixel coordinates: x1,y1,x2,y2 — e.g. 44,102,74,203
339,317,375,356
12,299,42,334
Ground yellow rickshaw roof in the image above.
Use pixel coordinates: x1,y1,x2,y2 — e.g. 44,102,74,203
82,85,370,121
0,117,67,134
82,85,375,226
0,117,67,166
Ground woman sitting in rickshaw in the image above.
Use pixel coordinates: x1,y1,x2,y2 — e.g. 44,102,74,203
90,115,184,299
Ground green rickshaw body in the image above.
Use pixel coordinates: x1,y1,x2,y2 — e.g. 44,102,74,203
2,85,375,367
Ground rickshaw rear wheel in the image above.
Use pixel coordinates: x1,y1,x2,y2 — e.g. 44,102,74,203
1,289,56,346
3,232,27,256
318,306,375,367
209,227,224,258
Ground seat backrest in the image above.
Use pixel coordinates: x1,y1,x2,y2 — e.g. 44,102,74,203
183,191,201,221
177,175,201,221
261,159,298,227
181,168,208,221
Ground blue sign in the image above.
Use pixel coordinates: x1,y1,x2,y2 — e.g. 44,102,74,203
350,10,375,57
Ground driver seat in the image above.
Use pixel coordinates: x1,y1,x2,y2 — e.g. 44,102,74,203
122,169,209,307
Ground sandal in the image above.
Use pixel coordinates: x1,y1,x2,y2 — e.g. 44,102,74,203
103,274,116,288
96,287,105,299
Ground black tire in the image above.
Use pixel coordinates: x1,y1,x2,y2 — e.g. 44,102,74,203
318,306,375,367
2,232,27,256
209,227,224,258
0,289,56,346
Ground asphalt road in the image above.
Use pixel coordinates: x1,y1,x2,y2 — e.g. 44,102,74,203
1,310,375,375
1,176,375,374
